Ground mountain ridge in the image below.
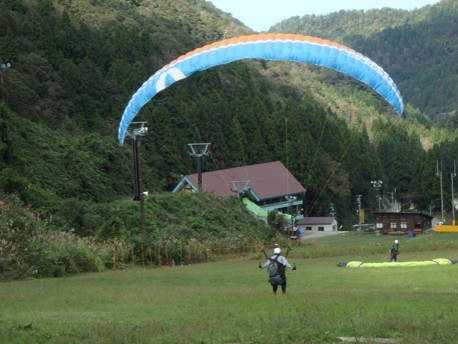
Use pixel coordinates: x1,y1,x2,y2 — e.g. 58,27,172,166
269,0,457,115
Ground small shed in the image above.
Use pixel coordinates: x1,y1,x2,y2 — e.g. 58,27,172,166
296,217,338,232
373,212,433,234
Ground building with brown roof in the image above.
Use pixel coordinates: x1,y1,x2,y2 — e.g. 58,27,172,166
373,212,433,234
173,161,305,217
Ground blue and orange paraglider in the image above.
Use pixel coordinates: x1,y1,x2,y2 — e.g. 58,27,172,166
118,33,404,144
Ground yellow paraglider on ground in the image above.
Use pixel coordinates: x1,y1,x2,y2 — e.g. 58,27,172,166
339,258,456,268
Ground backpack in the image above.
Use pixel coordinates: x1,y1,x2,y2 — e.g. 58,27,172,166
268,256,284,285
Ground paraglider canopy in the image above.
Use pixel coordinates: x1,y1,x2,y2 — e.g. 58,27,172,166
338,258,455,268
118,33,404,145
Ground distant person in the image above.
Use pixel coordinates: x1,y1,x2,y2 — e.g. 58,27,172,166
259,247,295,295
390,240,400,262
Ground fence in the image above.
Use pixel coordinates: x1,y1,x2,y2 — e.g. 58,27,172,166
110,233,456,270
111,241,267,270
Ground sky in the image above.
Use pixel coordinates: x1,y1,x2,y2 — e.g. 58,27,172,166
207,0,441,32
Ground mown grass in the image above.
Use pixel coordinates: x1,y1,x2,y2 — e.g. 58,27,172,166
1,233,458,343
298,231,458,259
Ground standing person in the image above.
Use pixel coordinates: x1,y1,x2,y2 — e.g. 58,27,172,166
390,239,400,262
259,247,295,295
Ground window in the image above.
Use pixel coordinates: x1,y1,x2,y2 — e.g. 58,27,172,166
318,226,324,231
306,226,312,231
376,223,383,228
401,222,407,229
390,223,397,229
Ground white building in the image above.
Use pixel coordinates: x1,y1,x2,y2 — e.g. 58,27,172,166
296,217,338,232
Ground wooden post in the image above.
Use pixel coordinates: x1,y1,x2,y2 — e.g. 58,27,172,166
141,244,145,268
148,244,153,267
165,242,169,267
158,247,161,267
132,247,135,268
113,245,116,271
120,243,125,270
430,233,436,251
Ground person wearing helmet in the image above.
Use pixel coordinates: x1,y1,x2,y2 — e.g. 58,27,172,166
390,239,400,262
259,246,295,295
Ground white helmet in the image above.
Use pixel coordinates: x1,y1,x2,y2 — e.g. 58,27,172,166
394,240,399,244
274,247,281,254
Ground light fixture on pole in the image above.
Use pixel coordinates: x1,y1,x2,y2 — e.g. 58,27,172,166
126,122,148,235
230,180,250,200
371,180,383,212
285,195,297,238
188,143,210,191
0,62,11,85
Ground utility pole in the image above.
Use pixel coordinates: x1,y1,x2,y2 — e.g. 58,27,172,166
356,195,362,232
371,180,383,212
387,187,398,212
188,143,210,191
393,187,398,212
286,195,297,238
126,122,148,235
451,160,456,225
436,160,445,222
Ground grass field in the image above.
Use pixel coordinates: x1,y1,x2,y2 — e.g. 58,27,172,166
1,232,458,343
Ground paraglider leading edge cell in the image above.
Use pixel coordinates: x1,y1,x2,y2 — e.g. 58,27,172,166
118,33,404,145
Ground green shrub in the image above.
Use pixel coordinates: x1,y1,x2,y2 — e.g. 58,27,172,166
0,194,111,280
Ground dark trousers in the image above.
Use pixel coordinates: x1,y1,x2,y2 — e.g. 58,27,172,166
271,275,287,293
390,249,398,262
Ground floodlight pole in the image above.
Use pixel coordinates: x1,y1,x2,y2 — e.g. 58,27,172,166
371,180,383,212
451,160,456,225
356,195,362,232
126,122,148,235
188,143,210,191
436,160,445,222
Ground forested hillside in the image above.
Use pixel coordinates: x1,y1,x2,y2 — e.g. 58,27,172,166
270,0,457,117
0,0,457,243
